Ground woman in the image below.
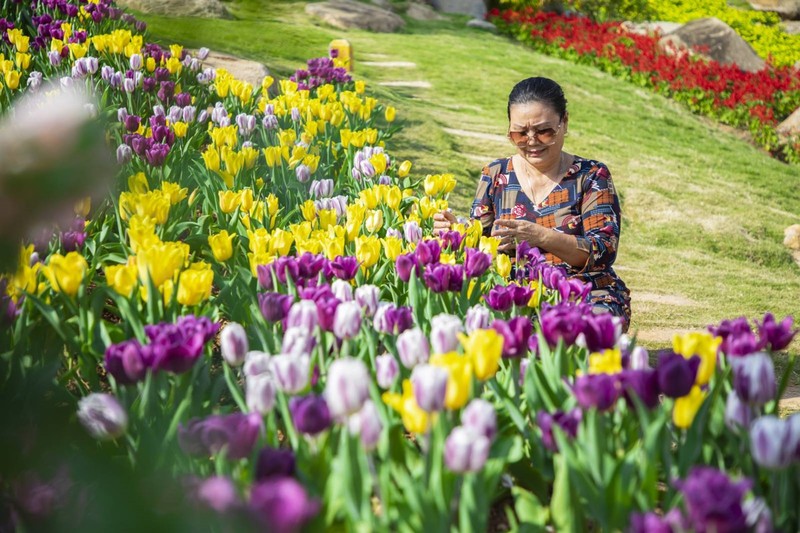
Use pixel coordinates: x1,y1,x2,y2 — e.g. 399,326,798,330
434,77,631,331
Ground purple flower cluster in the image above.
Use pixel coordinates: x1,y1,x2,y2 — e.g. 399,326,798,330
178,412,262,460
374,303,414,335
539,301,622,352
674,467,754,533
492,316,533,358
256,253,333,291
104,315,219,384
60,217,86,252
709,313,796,357
537,409,582,452
289,56,351,91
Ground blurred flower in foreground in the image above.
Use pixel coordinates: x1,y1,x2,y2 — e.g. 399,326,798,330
77,393,128,440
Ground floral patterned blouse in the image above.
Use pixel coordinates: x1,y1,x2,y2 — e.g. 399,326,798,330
471,155,631,327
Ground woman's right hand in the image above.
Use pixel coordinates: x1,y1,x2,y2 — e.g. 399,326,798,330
433,210,457,234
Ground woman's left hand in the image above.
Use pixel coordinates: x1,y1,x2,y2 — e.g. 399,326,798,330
492,219,545,252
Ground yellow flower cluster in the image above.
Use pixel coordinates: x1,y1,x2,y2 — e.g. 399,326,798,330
423,174,457,198
88,29,143,57
119,175,187,225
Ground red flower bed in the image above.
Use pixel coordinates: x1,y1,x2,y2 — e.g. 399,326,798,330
489,8,800,163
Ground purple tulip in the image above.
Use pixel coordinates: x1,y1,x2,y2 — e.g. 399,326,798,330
757,313,796,352
415,239,441,266
618,369,661,409
411,364,449,412
189,476,239,514
221,322,248,367
315,297,341,332
461,399,497,441
492,317,533,358
271,354,310,394
331,279,353,302
373,303,414,335
116,143,133,165
465,305,491,334
750,415,799,469
438,230,464,252
537,409,581,452
330,256,359,281
395,253,418,282
396,327,430,368
77,393,128,440
259,292,294,323
629,345,650,370
709,317,759,357
297,253,327,280
256,447,296,481
572,373,620,411
431,314,463,353
145,316,219,374
250,477,320,533
674,467,751,533
464,247,492,278
325,358,370,419
580,312,621,352
286,300,318,332
444,426,491,473
236,113,257,137
263,114,278,129
145,143,170,166
272,257,300,285
724,391,754,433
281,327,316,358
539,301,589,347
509,283,534,307
376,353,399,389
289,394,332,435
355,285,380,317
246,370,277,415
61,219,86,252
309,179,334,199
178,412,262,460
348,400,383,451
656,352,700,399
104,339,152,384
557,277,591,302
124,114,141,132
731,352,776,406
628,510,687,533
484,285,513,313
295,164,311,184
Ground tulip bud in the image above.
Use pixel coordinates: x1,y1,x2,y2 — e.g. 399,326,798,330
333,300,362,340
48,50,62,66
629,346,650,370
444,426,491,473
403,220,422,244
289,394,332,435
220,322,248,367
656,353,700,399
198,47,211,60
724,391,754,433
750,415,798,469
325,358,370,419
27,71,43,91
190,476,239,513
291,107,301,122
396,327,430,368
461,399,497,441
287,300,319,333
122,77,135,93
411,364,449,412
355,284,380,317
465,305,491,334
262,114,278,130
247,371,277,414
430,314,463,354
348,400,383,451
331,279,353,302
77,393,128,440
376,353,399,389
272,354,311,394
130,53,143,70
732,352,776,406
281,327,315,358
244,350,272,377
116,144,132,165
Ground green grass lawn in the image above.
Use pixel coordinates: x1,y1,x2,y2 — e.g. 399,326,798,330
137,0,800,366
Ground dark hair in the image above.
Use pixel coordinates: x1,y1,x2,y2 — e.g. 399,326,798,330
507,77,568,121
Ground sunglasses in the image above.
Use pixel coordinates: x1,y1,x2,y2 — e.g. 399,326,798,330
508,121,563,146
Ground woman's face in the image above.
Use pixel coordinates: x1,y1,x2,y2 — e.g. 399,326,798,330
508,101,567,170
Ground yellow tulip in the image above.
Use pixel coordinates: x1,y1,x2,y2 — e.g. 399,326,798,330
127,172,149,194
385,105,396,122
266,194,280,218
383,380,430,434
177,263,213,306
480,236,500,257
208,231,235,262
269,228,294,256
4,70,20,90
15,52,30,70
119,191,170,225
369,154,387,176
355,80,366,94
202,147,221,172
365,209,383,233
169,44,183,59
7,245,40,302
673,386,706,429
290,221,313,241
440,253,456,265
172,121,188,138
218,190,239,214
136,241,188,289
42,252,88,297
495,254,511,278
459,329,503,381
356,235,381,270
588,348,623,375
673,332,721,385
247,228,271,255
126,215,158,253
301,200,316,222
321,234,345,260
318,209,337,230
382,236,403,261
105,259,138,297
242,146,259,169
418,197,437,219
146,56,156,72
248,251,275,276
384,186,402,211
465,220,483,249
161,182,188,205
74,197,91,218
398,160,412,178
430,352,473,410
238,189,254,214
165,56,181,75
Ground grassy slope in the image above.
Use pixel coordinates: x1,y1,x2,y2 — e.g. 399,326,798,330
138,1,800,366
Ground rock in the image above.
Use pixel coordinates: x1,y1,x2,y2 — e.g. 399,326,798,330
659,17,765,73
621,20,683,36
777,106,800,136
406,1,443,21
200,50,272,88
305,0,406,33
466,18,496,31
428,0,486,19
748,0,800,19
785,225,800,251
783,20,800,33
114,0,230,18
371,0,393,9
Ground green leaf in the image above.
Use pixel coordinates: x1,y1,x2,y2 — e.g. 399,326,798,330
511,486,549,531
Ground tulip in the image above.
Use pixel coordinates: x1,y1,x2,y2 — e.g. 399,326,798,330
395,253,417,282
672,332,721,385
430,314,463,354
459,329,503,380
250,477,320,532
724,391,754,433
461,399,497,441
673,385,706,429
286,300,319,332
331,279,353,302
750,415,798,469
178,412,262,460
104,339,151,385
492,317,532,358
484,285,513,312
271,354,310,394
348,400,383,451
354,284,380,317
573,373,620,411
411,364,449,412
220,322,248,367
430,352,472,410
742,498,774,533
537,409,581,452
208,231,234,262
757,313,796,351
77,393,128,440
415,239,441,266
259,292,294,323
330,255,359,281
315,297,340,332
539,301,588,347
444,426,491,474
376,353,399,389
332,300,362,340
674,467,751,533
709,317,759,357
731,352,776,406
579,312,620,353
146,316,219,374
628,512,683,533
656,352,700,398
373,303,414,335
117,143,133,165
190,476,239,513
464,247,491,278
465,305,491,334
41,252,88,297
247,371,277,414
629,345,650,370
244,350,272,377
396,327,430,368
255,447,295,481
325,358,370,419
382,380,430,434
619,369,661,409
288,394,332,435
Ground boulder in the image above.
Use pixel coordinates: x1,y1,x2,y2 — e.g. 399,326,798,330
114,0,230,18
777,106,800,136
305,0,406,33
406,1,444,21
659,18,765,73
783,20,800,33
466,18,496,31
785,225,800,251
748,0,800,19
621,20,683,36
428,0,486,19
200,50,272,88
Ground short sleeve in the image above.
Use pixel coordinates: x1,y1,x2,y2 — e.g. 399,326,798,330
471,164,498,237
575,163,621,272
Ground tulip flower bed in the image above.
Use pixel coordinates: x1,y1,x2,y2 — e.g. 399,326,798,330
488,8,800,164
1,1,799,532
